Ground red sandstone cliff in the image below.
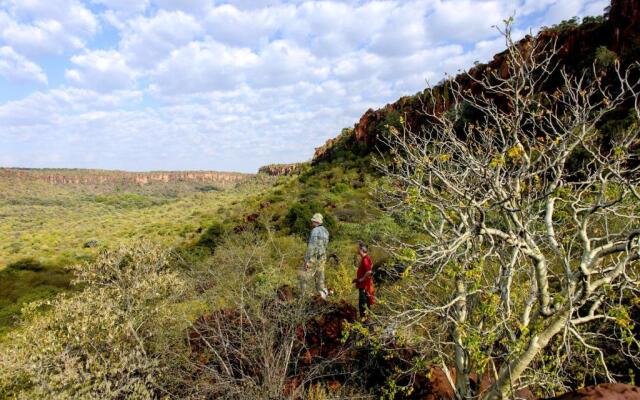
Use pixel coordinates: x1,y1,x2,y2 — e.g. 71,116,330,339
0,168,252,187
610,0,640,53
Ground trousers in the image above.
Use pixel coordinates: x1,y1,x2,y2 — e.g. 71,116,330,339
299,257,326,297
358,289,372,318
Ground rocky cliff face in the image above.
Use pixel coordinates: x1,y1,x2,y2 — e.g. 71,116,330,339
258,163,306,176
0,168,252,187
314,0,640,162
610,0,640,53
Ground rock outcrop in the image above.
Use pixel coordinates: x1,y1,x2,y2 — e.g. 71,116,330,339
0,168,252,187
258,163,306,176
610,0,640,53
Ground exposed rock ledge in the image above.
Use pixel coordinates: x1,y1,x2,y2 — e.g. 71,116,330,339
0,168,252,187
258,163,307,176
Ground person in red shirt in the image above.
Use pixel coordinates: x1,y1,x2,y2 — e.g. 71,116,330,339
353,241,375,319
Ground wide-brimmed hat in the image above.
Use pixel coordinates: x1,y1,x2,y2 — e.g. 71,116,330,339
311,213,323,224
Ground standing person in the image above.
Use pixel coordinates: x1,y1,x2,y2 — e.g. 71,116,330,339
353,241,375,319
300,213,330,299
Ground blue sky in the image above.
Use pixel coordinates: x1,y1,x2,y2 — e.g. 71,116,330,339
0,0,608,172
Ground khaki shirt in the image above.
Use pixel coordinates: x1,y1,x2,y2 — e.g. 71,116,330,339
305,225,329,262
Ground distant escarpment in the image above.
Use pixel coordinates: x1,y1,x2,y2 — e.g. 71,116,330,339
258,163,307,176
0,168,252,187
314,0,640,162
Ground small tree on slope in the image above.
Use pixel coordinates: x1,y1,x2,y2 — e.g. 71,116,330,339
376,25,640,399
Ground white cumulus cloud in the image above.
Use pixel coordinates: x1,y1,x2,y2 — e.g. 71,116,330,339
65,49,136,91
151,40,258,95
0,45,47,83
119,10,203,68
0,0,610,171
152,0,212,14
205,4,294,48
0,0,98,55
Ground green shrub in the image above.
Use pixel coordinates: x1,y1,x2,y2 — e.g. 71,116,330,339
300,187,321,200
595,46,618,68
7,258,45,272
331,183,350,194
196,185,221,192
298,173,321,187
548,16,580,32
582,15,606,25
197,222,225,251
92,193,168,209
0,261,72,334
266,193,284,203
384,109,402,130
284,201,337,237
333,208,363,223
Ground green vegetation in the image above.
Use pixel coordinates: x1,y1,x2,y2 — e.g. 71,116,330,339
285,201,337,237
595,45,618,67
196,221,225,251
542,15,606,33
0,175,275,335
0,260,72,336
0,160,391,339
0,177,271,269
0,157,402,398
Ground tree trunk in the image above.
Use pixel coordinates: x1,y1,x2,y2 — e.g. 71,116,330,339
483,310,570,400
454,274,471,399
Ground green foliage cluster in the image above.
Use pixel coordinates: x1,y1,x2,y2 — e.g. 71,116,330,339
91,192,170,208
196,221,225,251
595,46,618,68
540,13,606,34
546,16,580,32
0,260,72,336
284,200,337,237
0,243,196,399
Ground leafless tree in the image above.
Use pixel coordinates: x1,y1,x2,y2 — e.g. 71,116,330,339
376,24,640,400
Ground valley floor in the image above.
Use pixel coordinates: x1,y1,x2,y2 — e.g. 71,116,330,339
0,174,276,335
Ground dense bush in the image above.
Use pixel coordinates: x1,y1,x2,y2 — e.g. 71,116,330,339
0,243,194,399
92,192,169,209
0,261,72,335
284,201,337,237
545,16,580,32
595,46,618,68
330,182,350,194
196,222,225,251
7,258,46,272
